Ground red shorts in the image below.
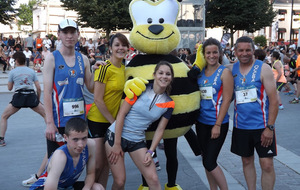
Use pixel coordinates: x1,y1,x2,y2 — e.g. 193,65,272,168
34,58,42,64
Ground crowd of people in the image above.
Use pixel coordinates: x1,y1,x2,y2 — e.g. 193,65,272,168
0,31,111,74
0,17,297,190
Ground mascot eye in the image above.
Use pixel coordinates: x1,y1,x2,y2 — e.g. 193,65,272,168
147,18,153,24
159,18,164,24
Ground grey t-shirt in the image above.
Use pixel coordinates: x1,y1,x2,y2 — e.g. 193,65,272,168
25,36,34,48
8,66,38,91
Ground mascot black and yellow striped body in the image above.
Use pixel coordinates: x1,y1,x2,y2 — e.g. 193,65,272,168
126,54,200,140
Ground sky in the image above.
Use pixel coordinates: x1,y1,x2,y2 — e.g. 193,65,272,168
14,0,29,8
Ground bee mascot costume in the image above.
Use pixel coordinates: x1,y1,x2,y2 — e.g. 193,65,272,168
125,0,206,189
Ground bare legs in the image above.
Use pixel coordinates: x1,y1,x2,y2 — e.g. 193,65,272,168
205,166,228,190
94,137,109,188
242,156,275,190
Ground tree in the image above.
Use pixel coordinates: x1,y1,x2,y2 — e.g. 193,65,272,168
254,35,267,47
0,0,16,25
61,0,132,38
206,0,277,46
17,0,41,27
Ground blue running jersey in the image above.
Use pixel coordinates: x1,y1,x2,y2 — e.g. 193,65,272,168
197,65,229,125
52,50,85,128
30,144,89,189
232,60,269,130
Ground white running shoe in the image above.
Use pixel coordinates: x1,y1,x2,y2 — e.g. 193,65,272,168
22,174,38,187
279,105,284,110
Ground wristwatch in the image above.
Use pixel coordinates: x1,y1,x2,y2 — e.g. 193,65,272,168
267,124,275,131
146,150,155,157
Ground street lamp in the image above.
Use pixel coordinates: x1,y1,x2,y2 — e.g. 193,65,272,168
290,0,294,45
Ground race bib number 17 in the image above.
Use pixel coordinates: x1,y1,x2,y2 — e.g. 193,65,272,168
235,88,257,104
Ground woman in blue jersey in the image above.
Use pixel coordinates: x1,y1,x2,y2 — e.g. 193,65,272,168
196,38,233,190
105,61,175,190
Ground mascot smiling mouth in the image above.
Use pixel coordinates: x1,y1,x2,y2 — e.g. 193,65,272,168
136,31,175,40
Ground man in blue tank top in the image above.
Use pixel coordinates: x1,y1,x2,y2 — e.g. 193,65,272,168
30,118,103,190
43,19,96,157
228,36,278,190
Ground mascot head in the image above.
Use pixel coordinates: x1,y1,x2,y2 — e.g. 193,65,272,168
129,0,181,55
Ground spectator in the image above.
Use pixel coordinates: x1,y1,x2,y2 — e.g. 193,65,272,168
25,33,34,52
0,46,8,73
54,36,62,51
50,36,55,52
35,34,43,52
23,47,32,67
32,48,42,72
7,35,15,49
42,35,52,51
15,36,23,51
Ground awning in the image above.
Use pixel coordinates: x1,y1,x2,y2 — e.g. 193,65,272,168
279,9,287,14
292,28,299,34
293,10,300,15
278,28,287,33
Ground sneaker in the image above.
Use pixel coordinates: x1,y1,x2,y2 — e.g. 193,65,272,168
289,99,299,104
0,139,6,146
2,71,6,73
284,91,294,95
279,105,284,110
155,161,161,171
22,174,38,187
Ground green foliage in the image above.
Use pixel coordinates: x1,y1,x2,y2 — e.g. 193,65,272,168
0,0,16,25
206,0,276,45
254,35,267,47
48,33,57,41
61,0,132,38
17,0,40,27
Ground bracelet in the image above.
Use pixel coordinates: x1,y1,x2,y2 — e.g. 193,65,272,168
215,123,221,127
146,150,154,157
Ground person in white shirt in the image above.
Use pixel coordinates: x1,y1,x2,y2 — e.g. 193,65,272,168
87,39,95,52
42,35,52,51
23,47,32,67
54,36,62,51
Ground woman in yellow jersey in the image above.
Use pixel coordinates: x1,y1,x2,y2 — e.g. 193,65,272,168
87,33,129,188
271,51,287,110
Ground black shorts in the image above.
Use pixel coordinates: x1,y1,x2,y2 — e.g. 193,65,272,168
87,119,110,138
276,82,285,92
231,127,277,158
105,130,146,153
10,89,39,108
46,127,65,158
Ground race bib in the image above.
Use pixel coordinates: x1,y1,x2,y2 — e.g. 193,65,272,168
63,99,84,116
235,87,257,104
200,86,213,99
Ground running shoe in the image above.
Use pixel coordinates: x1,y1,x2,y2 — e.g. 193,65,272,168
289,98,299,104
279,105,284,110
155,161,161,171
284,91,294,95
22,174,38,187
0,139,5,146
